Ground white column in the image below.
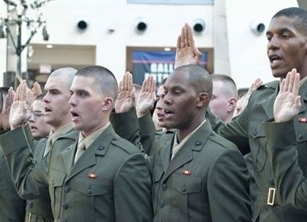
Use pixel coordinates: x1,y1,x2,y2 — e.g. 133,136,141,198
213,0,230,75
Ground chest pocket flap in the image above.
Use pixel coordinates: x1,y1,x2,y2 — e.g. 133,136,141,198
73,179,111,196
172,175,201,194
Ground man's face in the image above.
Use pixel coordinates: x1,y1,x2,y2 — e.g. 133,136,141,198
43,75,72,129
209,81,231,122
153,85,167,128
28,100,51,139
232,94,246,118
266,16,307,79
163,70,199,130
69,76,109,137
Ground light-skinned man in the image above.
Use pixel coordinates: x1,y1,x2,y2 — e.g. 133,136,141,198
0,65,153,222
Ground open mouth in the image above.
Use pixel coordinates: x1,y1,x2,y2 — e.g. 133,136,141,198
164,109,174,116
157,113,165,118
71,110,80,120
269,54,282,67
45,107,52,113
30,125,37,131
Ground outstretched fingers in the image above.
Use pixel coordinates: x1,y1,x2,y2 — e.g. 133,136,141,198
281,69,299,95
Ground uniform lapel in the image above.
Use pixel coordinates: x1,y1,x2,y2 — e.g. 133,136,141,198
61,141,77,174
67,147,97,180
262,82,279,119
162,121,212,181
52,129,79,174
66,125,115,181
159,137,173,172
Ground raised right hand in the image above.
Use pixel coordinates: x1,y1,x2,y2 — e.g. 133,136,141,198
273,69,301,123
115,72,136,113
9,80,31,130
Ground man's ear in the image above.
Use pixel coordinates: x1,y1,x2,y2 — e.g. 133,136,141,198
196,92,209,108
227,97,237,113
102,97,114,111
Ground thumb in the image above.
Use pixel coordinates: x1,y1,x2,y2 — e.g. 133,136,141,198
194,48,202,58
294,96,301,109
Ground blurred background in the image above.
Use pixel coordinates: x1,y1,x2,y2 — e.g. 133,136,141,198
0,0,306,90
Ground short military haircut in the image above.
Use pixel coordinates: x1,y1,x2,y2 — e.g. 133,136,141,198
175,64,213,99
211,74,238,99
75,65,118,100
34,92,46,101
272,7,307,36
49,67,78,89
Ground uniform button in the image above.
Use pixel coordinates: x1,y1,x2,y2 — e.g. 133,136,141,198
29,201,33,208
87,188,92,195
194,140,202,146
159,200,165,208
269,178,275,186
298,133,303,140
182,185,187,192
157,218,162,222
162,183,167,191
64,185,70,193
62,220,68,222
305,92,307,97
254,129,257,137
98,145,105,150
62,203,68,210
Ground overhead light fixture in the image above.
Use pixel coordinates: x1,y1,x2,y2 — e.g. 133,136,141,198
135,17,147,34
250,20,266,36
46,44,53,48
164,47,171,51
77,17,88,31
193,18,206,33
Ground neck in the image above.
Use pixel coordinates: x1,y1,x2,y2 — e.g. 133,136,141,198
177,117,205,143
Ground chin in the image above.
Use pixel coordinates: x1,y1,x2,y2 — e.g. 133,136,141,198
72,122,80,130
271,70,286,79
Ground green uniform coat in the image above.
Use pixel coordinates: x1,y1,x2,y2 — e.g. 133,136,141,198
0,125,153,222
215,81,307,221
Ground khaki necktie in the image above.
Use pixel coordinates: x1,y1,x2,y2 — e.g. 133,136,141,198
74,139,86,163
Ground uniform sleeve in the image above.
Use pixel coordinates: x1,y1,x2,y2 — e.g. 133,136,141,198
0,148,26,222
138,112,157,156
0,125,49,200
265,120,307,210
208,102,250,155
113,152,153,222
110,108,145,152
208,148,252,222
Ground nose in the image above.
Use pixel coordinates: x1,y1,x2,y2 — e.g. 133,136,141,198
69,94,76,107
43,93,50,103
28,114,35,123
267,36,280,51
163,93,172,105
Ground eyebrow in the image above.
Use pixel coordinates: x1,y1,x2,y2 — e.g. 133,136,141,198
266,27,293,35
